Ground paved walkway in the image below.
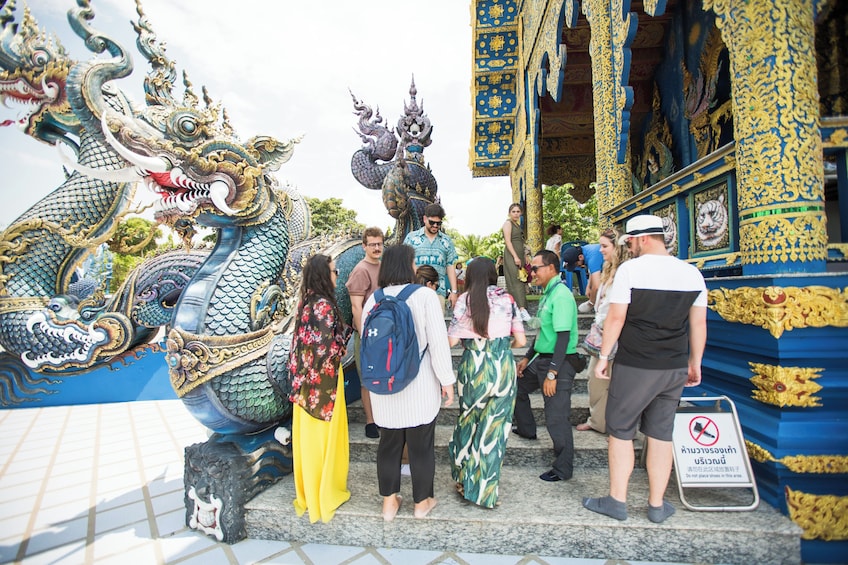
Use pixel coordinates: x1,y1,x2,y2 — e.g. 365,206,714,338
1,400,707,564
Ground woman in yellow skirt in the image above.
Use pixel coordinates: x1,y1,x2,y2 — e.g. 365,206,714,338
288,254,352,522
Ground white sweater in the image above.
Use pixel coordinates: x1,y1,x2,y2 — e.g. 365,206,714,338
362,284,456,429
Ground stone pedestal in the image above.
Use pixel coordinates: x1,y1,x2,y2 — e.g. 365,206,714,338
183,425,292,544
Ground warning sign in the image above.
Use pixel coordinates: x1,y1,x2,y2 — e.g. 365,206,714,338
673,412,749,485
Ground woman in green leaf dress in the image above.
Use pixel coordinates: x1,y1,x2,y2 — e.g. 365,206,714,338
447,257,526,508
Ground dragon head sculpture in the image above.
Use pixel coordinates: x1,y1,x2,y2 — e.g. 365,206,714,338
73,4,299,230
0,1,79,146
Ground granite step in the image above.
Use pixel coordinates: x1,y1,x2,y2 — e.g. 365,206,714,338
347,420,615,469
348,391,591,426
244,460,800,564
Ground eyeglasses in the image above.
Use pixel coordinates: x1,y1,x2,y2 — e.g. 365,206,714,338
530,265,543,272
365,242,383,248
427,220,443,227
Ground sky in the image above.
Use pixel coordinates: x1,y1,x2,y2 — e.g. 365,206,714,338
0,0,513,236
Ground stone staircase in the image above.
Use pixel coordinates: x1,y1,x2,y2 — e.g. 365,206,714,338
244,302,802,564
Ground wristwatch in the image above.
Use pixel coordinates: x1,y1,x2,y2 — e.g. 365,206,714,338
546,370,557,381
450,289,457,294
599,354,610,361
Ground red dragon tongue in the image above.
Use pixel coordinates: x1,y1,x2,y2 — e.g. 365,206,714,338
0,119,17,127
148,172,174,186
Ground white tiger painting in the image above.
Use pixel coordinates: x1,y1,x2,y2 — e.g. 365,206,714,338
653,205,678,256
696,192,729,249
662,210,677,253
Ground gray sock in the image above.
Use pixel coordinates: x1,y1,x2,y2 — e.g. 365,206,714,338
582,495,627,521
647,500,676,523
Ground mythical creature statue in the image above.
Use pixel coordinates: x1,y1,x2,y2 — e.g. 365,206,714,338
350,78,438,240
0,1,212,405
62,3,301,434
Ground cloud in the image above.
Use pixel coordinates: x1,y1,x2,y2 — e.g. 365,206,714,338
1,0,510,236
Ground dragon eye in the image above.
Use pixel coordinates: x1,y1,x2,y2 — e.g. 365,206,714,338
31,49,49,66
173,113,201,141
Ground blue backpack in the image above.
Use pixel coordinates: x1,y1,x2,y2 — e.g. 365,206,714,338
360,284,428,395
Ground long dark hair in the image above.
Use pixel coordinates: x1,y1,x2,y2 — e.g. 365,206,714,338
464,257,498,337
378,244,416,287
300,254,337,307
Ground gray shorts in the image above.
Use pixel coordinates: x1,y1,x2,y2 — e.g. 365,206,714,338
605,363,688,441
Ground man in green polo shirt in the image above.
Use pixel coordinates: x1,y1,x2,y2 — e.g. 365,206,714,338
513,249,580,482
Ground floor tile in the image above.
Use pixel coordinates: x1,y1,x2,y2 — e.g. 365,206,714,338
92,520,152,560
95,540,159,564
157,507,190,537
31,499,90,529
24,515,88,556
229,538,293,564
95,499,149,534
157,530,220,562
375,547,447,565
299,542,367,564
17,539,86,565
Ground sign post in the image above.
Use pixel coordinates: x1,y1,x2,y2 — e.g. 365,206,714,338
672,396,759,511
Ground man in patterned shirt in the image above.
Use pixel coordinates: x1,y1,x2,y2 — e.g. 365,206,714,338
403,203,459,312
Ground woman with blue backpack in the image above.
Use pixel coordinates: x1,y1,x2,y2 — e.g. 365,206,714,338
360,244,455,521
447,257,526,508
287,254,353,523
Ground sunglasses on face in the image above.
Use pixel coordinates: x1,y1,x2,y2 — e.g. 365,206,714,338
530,265,543,273
333,268,340,275
428,219,443,227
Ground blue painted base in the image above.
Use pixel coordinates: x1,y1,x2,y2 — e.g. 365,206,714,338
2,342,176,408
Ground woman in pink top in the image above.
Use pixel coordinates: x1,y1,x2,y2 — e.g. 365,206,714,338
447,257,526,508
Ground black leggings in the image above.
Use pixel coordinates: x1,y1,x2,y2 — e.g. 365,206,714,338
376,419,437,503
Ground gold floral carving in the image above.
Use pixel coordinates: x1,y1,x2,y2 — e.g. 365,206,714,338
703,0,827,267
747,441,848,474
739,211,828,265
708,286,848,338
785,487,848,541
584,0,634,215
165,326,275,397
749,362,823,407
0,296,49,315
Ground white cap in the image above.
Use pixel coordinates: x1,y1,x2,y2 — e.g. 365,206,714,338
617,215,665,245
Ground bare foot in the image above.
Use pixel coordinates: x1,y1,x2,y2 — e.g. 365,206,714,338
413,497,438,518
382,494,402,522
576,422,593,431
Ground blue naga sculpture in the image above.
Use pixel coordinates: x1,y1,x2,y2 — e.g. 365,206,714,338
0,0,303,435
350,79,439,238
0,0,211,405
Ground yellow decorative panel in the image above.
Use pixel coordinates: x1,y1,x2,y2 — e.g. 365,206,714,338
785,487,848,541
708,286,848,338
748,362,823,407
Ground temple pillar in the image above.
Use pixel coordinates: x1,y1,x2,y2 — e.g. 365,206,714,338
583,0,635,222
704,0,827,275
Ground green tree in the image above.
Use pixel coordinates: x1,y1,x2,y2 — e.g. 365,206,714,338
305,197,365,236
107,217,162,292
542,183,599,243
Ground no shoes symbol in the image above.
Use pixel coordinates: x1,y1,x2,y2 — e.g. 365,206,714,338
688,416,719,446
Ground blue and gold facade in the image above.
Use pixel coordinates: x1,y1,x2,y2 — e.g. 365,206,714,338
472,0,847,561
471,0,520,177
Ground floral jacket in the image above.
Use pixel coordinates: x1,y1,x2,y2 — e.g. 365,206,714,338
287,294,351,421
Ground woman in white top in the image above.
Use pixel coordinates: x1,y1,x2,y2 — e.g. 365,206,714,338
576,228,629,433
545,224,562,257
362,244,455,521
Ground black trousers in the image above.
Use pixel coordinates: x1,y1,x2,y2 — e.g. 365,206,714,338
376,419,437,503
514,355,575,480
